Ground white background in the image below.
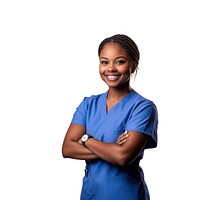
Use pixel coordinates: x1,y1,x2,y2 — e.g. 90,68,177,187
0,0,199,199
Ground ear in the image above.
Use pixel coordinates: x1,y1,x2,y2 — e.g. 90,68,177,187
131,63,137,73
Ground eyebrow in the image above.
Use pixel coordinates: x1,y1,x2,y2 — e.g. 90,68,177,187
100,56,127,59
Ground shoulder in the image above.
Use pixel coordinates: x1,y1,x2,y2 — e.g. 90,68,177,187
72,92,106,122
79,92,106,109
132,91,157,109
129,91,158,120
83,92,106,103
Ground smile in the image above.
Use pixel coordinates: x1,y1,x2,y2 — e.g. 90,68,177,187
107,75,119,81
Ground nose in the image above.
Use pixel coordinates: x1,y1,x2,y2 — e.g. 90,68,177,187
107,63,117,72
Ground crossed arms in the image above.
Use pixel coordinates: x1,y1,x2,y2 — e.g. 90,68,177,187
62,124,148,166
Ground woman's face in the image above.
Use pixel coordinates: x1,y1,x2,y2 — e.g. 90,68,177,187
99,42,132,89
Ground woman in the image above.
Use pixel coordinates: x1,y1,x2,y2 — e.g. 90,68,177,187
62,34,158,200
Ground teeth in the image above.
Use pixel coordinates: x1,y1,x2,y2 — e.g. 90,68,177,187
107,76,118,80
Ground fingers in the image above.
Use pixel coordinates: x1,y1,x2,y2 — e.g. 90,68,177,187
116,131,129,145
117,131,129,141
117,139,127,145
118,130,128,139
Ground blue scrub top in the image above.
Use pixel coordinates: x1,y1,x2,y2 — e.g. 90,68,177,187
71,90,158,200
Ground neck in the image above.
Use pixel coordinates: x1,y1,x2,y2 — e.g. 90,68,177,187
107,85,133,100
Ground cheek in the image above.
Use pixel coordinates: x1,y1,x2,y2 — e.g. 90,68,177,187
99,67,104,78
121,69,132,80
120,66,132,75
98,65,102,74
123,72,131,79
99,65,106,74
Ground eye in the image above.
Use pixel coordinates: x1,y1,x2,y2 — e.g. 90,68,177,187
101,60,108,65
116,60,126,65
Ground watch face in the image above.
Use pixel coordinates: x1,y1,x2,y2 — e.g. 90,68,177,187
82,134,89,142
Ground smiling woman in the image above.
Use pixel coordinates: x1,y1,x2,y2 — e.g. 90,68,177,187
62,34,158,200
99,42,132,91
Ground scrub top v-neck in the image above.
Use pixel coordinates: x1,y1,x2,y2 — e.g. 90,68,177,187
71,90,158,200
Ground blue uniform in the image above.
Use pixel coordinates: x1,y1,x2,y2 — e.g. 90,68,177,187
71,90,158,200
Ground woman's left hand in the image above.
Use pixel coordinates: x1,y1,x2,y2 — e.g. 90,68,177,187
116,131,129,145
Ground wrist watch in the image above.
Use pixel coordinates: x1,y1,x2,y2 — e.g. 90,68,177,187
81,134,93,146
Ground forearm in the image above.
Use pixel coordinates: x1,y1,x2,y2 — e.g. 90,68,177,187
84,131,147,166
84,138,128,166
62,140,98,160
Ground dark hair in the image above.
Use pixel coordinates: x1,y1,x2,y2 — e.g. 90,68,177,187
98,34,140,74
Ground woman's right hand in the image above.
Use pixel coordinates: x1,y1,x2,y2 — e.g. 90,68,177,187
116,131,129,145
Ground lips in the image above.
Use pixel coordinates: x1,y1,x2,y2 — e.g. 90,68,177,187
107,75,119,81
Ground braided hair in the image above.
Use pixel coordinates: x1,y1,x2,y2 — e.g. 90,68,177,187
98,34,140,74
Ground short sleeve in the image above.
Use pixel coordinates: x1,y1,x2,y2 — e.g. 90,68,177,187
125,101,158,149
71,97,87,127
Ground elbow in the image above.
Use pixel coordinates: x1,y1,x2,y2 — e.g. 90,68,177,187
62,149,67,158
62,151,67,158
116,154,136,166
62,145,70,158
62,139,80,159
62,150,71,159
117,159,130,167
